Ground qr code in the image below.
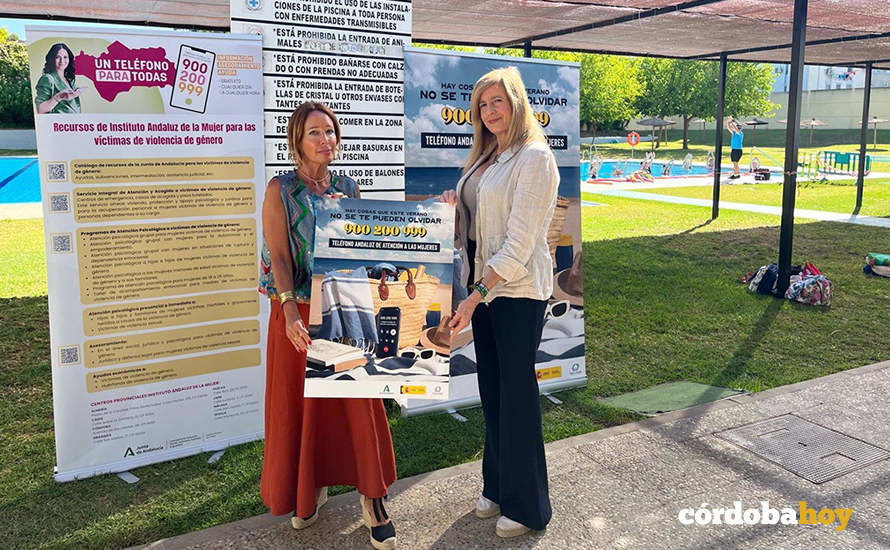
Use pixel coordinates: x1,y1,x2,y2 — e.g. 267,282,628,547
49,193,70,213
51,233,72,253
47,162,67,182
59,345,80,366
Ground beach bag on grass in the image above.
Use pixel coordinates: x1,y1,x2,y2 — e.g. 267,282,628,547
801,262,821,277
864,254,890,278
748,263,803,295
867,253,890,267
748,264,778,295
748,265,769,293
784,275,832,306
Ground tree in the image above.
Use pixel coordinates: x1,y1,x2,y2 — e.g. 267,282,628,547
0,29,34,127
636,58,776,149
488,48,643,133
410,42,481,54
577,54,642,133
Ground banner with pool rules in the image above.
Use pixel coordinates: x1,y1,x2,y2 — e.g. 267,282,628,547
231,0,412,199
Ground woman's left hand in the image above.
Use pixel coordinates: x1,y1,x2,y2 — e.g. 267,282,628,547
449,293,480,339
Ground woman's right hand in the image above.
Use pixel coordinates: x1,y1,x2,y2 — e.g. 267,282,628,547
284,309,312,352
439,189,458,207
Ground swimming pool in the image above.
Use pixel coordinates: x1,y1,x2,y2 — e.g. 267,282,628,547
581,159,782,180
0,157,40,204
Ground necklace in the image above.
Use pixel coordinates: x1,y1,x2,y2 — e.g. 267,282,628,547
297,168,331,191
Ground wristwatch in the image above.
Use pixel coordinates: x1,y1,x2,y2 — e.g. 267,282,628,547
471,279,489,299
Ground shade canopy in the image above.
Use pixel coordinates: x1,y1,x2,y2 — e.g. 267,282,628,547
637,117,676,127
800,118,827,127
5,0,890,68
779,118,827,127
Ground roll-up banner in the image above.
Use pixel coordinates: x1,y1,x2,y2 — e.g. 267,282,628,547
401,48,587,416
231,0,411,200
26,26,267,481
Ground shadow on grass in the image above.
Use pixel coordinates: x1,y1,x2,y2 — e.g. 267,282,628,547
677,218,713,236
714,298,782,388
582,218,890,398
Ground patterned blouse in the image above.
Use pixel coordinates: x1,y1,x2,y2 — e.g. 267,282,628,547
258,171,359,302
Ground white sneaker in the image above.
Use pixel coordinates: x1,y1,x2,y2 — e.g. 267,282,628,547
474,495,500,519
496,515,531,538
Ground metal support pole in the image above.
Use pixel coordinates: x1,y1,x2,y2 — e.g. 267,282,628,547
777,0,808,297
712,54,727,219
856,61,873,212
524,41,532,57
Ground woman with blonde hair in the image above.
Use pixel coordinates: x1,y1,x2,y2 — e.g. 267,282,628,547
260,101,397,550
442,66,559,537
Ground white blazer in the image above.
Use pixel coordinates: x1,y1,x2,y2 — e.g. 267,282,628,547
455,140,559,303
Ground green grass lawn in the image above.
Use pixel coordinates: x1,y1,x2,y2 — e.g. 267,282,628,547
591,128,890,172
625,179,890,218
4,194,890,548
0,219,46,297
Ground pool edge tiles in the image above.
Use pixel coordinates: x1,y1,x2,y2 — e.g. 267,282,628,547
0,202,43,220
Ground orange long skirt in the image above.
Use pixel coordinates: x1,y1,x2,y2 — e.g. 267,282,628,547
260,301,397,518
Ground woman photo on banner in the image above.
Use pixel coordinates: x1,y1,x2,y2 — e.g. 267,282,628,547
258,101,397,550
35,43,84,114
441,66,559,538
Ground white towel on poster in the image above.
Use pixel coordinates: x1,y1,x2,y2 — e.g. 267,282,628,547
318,268,378,348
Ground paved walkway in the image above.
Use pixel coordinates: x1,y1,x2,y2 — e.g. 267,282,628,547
583,184,890,228
138,360,890,550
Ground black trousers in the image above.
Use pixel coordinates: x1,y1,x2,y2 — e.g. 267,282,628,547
471,296,551,530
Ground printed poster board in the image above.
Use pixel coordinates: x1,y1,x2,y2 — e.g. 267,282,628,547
26,25,267,481
307,197,454,399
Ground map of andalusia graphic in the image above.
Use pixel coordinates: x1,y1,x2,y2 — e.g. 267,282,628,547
75,41,176,101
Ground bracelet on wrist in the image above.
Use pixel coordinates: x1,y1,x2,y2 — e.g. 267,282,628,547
279,290,297,306
472,279,489,299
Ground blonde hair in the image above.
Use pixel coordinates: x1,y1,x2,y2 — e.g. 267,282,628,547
463,66,546,173
286,101,342,168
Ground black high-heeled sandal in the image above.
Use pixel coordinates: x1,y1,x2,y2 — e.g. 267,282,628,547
360,494,396,550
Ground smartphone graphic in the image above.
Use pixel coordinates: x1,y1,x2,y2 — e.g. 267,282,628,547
376,307,401,358
170,44,215,113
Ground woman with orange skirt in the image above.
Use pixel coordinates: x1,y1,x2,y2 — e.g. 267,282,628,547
259,101,397,550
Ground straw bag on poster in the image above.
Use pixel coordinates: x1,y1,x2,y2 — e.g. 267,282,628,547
362,265,439,350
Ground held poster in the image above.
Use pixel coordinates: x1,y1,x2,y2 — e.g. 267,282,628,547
26,26,268,481
402,48,586,415
307,197,454,399
231,0,411,199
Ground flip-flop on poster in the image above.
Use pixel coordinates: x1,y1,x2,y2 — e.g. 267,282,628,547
308,197,455,399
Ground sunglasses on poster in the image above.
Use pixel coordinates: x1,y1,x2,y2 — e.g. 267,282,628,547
398,347,437,361
545,300,571,319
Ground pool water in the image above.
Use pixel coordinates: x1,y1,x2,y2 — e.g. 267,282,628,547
0,157,41,203
581,159,781,180
0,156,784,205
